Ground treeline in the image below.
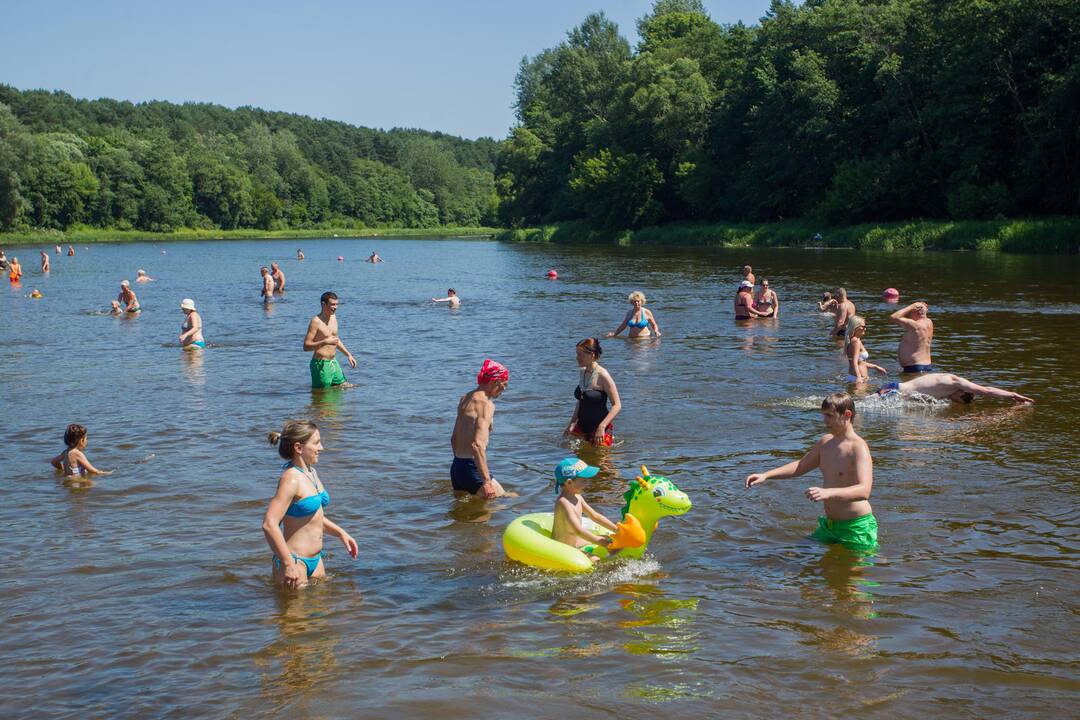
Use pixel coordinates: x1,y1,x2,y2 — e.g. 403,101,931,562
495,0,1080,231
0,85,499,232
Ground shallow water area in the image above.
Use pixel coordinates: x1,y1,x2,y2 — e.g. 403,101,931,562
1,239,1078,718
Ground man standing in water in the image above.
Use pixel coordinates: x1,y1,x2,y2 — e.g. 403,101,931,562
746,392,877,551
878,373,1033,404
260,267,274,303
891,301,934,373
271,262,286,292
304,291,357,389
40,251,49,273
450,359,510,499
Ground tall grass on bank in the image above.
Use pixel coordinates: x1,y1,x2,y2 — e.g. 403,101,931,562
496,218,1080,253
0,226,498,246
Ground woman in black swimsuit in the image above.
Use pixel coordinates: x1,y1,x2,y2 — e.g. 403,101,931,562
564,338,621,447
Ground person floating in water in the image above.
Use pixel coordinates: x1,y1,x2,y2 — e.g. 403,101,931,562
877,373,1033,404
366,251,383,263
552,457,618,562
432,288,460,307
844,317,889,383
40,251,50,273
890,301,934,373
136,269,153,283
271,262,286,293
304,291,357,389
110,300,123,315
179,298,205,349
262,420,358,588
566,338,620,447
117,280,139,313
450,359,510,498
50,424,111,478
296,248,304,261
260,266,274,303
746,392,877,552
607,291,660,338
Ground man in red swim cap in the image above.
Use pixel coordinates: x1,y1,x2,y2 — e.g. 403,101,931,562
450,359,510,499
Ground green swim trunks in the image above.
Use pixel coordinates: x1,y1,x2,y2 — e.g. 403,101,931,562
810,513,878,551
310,356,347,388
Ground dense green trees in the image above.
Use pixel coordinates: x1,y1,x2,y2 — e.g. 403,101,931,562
0,85,498,232
497,0,1080,231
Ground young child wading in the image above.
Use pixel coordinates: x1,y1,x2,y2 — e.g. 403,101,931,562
745,392,878,551
552,457,621,562
50,424,111,481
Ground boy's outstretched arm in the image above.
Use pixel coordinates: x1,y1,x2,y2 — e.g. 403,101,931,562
746,440,823,489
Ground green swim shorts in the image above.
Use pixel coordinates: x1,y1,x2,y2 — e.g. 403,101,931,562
810,513,878,551
310,356,347,389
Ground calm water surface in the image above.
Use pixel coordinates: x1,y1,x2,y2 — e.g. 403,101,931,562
2,238,1078,718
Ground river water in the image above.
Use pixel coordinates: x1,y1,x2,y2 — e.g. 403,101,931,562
2,238,1077,718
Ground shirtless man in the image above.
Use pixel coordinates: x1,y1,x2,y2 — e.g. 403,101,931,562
271,262,286,292
41,251,50,273
740,265,755,287
832,288,855,338
450,359,510,499
877,373,1033,404
136,269,153,283
746,392,877,551
260,267,275,303
891,301,934,373
367,251,383,263
432,288,460,307
117,280,139,313
303,291,357,389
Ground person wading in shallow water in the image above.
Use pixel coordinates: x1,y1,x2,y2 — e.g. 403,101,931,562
891,301,934,374
450,359,510,499
303,291,357,389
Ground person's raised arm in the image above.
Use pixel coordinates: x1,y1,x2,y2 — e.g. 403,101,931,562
322,517,359,559
261,471,306,587
746,440,824,488
808,442,873,502
558,497,610,545
607,311,631,338
890,302,921,326
580,498,619,532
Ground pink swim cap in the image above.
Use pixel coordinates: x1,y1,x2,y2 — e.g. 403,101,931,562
477,358,509,385
882,288,899,297
547,269,558,279
337,256,344,261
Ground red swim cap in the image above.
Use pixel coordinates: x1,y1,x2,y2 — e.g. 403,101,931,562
547,269,558,278
477,358,509,385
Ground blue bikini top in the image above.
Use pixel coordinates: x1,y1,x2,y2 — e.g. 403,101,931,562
628,310,649,328
283,463,329,517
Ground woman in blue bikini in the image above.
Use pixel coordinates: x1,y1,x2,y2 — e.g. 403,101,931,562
262,420,358,588
607,291,661,339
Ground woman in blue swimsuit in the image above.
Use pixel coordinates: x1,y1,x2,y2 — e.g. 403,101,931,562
262,420,358,588
607,291,661,339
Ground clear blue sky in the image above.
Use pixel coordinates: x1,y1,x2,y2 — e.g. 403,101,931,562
1,1,776,139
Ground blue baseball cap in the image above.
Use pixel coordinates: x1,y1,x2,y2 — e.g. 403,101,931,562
554,457,600,491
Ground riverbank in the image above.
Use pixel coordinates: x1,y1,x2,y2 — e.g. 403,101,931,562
0,226,498,246
495,218,1080,253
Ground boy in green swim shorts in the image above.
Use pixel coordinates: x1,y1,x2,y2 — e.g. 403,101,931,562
745,392,877,551
303,291,357,389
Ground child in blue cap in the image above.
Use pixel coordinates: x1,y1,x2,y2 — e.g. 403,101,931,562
552,457,620,558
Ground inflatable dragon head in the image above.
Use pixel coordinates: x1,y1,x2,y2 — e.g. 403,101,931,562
617,465,691,560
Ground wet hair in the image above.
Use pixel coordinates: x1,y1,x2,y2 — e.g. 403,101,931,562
822,392,856,417
576,337,603,357
835,287,848,301
844,315,866,346
628,290,646,304
448,288,456,295
267,420,319,460
741,265,752,274
320,291,338,305
64,423,87,448
953,391,975,404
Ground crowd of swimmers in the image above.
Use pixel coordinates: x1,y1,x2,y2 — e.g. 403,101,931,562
29,247,1037,587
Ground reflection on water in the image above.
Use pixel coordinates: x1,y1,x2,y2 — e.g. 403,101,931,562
616,584,701,658
256,586,342,703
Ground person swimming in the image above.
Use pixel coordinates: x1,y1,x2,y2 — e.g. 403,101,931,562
432,288,460,307
876,373,1034,404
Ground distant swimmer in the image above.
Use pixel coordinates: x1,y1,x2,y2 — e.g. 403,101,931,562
754,279,779,318
890,301,934,373
450,359,510,498
735,281,770,319
607,291,661,338
844,317,888,383
30,289,43,299
746,392,877,552
8,256,22,282
432,288,460,307
271,262,286,292
877,373,1033,404
136,269,153,283
40,251,50,273
304,291,357,389
831,287,855,337
566,338,620,447
262,420,358,588
117,280,140,313
179,298,205,349
68,245,75,257
366,251,383,263
260,266,274,303
297,248,305,261
741,264,756,287
54,244,61,255
50,424,111,478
